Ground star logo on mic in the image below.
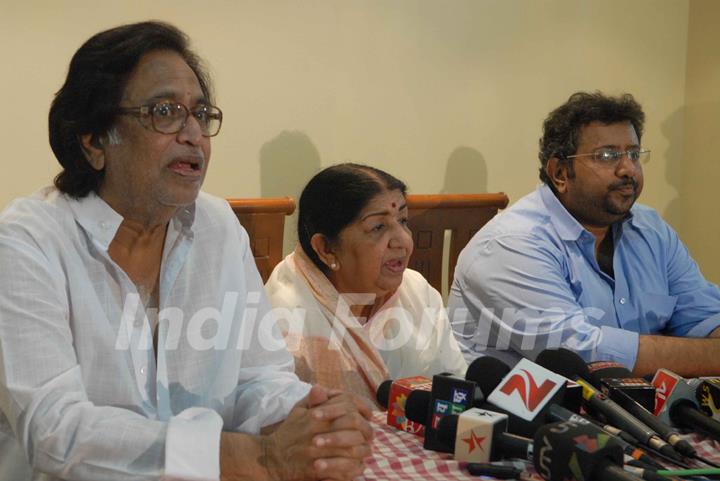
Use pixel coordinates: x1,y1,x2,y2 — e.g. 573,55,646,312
462,431,486,453
499,369,558,411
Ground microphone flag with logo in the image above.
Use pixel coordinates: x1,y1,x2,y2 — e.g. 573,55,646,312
651,369,720,441
534,419,630,481
376,376,432,436
423,373,478,451
697,378,720,421
488,358,568,421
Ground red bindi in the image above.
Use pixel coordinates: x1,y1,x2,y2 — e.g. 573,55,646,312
392,202,396,208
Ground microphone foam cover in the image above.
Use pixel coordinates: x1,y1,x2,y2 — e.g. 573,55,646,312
466,356,511,396
533,420,624,481
535,348,590,381
405,390,431,424
376,379,393,409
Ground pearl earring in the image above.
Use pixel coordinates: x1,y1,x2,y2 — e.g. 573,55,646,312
330,263,338,270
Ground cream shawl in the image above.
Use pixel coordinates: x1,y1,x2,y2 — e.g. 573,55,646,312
265,248,468,407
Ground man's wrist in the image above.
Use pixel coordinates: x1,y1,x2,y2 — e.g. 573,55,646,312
220,432,274,481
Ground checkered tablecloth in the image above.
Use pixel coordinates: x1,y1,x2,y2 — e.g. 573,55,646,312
680,431,720,465
361,411,474,480
360,412,720,480
360,412,543,481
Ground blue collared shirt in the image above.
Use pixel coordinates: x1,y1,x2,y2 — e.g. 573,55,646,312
448,184,720,369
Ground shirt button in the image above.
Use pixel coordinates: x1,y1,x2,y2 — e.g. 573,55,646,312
99,221,108,229
134,319,143,328
619,298,627,305
140,366,146,375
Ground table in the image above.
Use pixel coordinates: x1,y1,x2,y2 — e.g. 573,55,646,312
361,412,720,480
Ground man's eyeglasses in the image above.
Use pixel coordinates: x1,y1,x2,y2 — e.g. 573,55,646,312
117,102,223,137
566,148,651,166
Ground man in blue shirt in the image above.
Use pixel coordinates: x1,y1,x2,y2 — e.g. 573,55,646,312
448,92,720,376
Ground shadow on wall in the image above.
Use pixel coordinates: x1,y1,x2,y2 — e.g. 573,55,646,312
437,146,488,300
259,131,322,256
661,106,685,233
441,146,488,194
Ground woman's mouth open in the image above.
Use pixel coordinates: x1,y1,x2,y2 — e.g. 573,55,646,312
384,258,406,274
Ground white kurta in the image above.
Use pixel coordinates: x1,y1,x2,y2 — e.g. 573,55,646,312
0,187,310,481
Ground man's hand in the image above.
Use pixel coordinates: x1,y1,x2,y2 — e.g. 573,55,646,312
221,385,373,481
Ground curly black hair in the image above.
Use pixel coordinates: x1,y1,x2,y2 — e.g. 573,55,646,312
538,91,645,190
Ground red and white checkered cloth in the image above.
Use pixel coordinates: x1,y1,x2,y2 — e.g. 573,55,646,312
360,412,544,480
360,412,720,480
360,411,473,480
680,431,720,465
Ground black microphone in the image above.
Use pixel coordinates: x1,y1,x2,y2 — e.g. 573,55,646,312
535,349,682,462
422,373,480,451
436,407,533,462
405,389,432,425
586,362,695,458
652,369,720,442
544,404,664,470
587,361,656,412
534,420,643,481
465,355,511,395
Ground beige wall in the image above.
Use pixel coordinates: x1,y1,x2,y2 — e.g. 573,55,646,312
3,0,709,277
682,0,720,283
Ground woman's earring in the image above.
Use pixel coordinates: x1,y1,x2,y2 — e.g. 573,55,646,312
330,262,338,270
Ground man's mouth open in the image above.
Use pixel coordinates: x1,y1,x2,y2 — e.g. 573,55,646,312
167,158,203,177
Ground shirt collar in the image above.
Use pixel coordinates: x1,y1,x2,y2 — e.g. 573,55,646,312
67,191,197,251
538,183,636,241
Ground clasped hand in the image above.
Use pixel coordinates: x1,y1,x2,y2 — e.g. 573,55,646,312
222,385,373,481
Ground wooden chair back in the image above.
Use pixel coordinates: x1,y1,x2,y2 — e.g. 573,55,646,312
406,193,509,295
227,197,296,283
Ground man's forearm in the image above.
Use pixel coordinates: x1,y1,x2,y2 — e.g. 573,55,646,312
633,334,720,377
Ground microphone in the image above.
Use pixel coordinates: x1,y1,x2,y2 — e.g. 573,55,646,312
534,419,643,481
404,389,432,425
436,408,533,463
487,357,568,421
545,404,664,470
465,355,511,397
422,373,480,451
585,361,695,458
535,349,682,462
376,376,432,436
696,377,720,421
588,361,656,413
652,369,720,442
466,356,584,437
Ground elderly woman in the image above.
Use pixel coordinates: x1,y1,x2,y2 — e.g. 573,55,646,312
265,163,467,406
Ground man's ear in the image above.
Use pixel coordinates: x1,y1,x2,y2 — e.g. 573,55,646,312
79,133,106,171
546,157,570,194
309,233,339,271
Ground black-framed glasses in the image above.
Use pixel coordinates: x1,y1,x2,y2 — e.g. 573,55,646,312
566,148,651,166
118,102,223,137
